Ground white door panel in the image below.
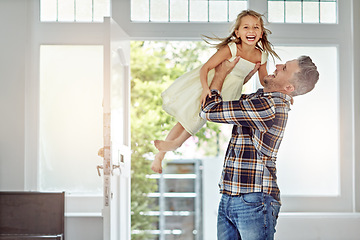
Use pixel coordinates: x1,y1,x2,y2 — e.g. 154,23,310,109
101,17,131,240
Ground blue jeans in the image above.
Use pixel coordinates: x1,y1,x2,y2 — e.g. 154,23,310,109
217,192,281,240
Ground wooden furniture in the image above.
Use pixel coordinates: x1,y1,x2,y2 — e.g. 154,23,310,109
0,192,65,240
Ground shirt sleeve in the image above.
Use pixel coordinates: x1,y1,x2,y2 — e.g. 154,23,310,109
200,90,276,132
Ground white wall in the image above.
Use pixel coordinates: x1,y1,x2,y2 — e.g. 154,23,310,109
66,217,103,240
202,157,223,240
275,213,360,240
0,0,27,190
354,0,360,214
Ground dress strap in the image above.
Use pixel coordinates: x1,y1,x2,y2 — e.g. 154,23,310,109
227,42,237,60
260,50,268,65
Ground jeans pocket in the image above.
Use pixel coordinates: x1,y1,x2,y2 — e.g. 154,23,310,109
270,201,281,220
241,192,263,206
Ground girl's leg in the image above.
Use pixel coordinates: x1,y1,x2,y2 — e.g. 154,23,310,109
151,152,166,173
151,123,191,173
154,123,191,152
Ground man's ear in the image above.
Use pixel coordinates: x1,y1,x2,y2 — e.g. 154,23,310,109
285,84,295,94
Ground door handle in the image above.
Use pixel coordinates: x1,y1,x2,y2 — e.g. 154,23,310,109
97,147,104,176
97,165,103,176
97,148,127,176
112,164,121,175
97,164,121,176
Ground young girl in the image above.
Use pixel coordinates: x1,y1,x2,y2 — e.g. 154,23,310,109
152,10,280,173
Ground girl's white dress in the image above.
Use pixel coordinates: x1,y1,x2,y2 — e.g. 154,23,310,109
161,42,268,135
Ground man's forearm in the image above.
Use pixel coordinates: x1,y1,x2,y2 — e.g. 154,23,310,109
209,71,227,92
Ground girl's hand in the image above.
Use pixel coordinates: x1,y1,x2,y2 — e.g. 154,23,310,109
201,88,212,106
244,62,261,84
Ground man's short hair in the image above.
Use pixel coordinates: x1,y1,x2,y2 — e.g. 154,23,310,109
291,56,319,96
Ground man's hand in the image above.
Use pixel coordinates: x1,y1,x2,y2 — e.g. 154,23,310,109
201,87,212,106
244,62,261,84
210,57,240,91
215,56,240,76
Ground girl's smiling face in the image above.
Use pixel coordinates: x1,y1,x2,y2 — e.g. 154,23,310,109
235,15,263,46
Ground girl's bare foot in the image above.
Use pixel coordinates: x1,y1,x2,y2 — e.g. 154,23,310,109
151,152,165,173
154,139,181,152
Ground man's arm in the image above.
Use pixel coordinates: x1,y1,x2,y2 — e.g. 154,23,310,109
209,57,240,92
200,93,276,132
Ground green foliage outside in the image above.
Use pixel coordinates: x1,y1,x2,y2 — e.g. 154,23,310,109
130,41,223,239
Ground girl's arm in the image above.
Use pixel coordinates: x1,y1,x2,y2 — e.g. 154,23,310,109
258,63,268,87
200,46,232,105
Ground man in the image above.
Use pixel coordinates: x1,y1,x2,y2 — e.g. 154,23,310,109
200,56,319,240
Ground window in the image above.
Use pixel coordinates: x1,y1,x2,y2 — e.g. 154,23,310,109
131,0,248,22
268,0,337,23
270,46,339,197
40,0,110,22
39,45,104,195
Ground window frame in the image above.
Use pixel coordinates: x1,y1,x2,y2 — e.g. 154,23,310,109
115,0,356,213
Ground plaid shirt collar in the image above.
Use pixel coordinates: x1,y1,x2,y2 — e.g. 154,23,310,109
256,88,293,105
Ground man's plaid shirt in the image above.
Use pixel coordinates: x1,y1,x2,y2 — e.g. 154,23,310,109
200,89,292,202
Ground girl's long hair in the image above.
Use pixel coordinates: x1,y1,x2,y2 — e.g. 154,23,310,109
203,10,280,62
